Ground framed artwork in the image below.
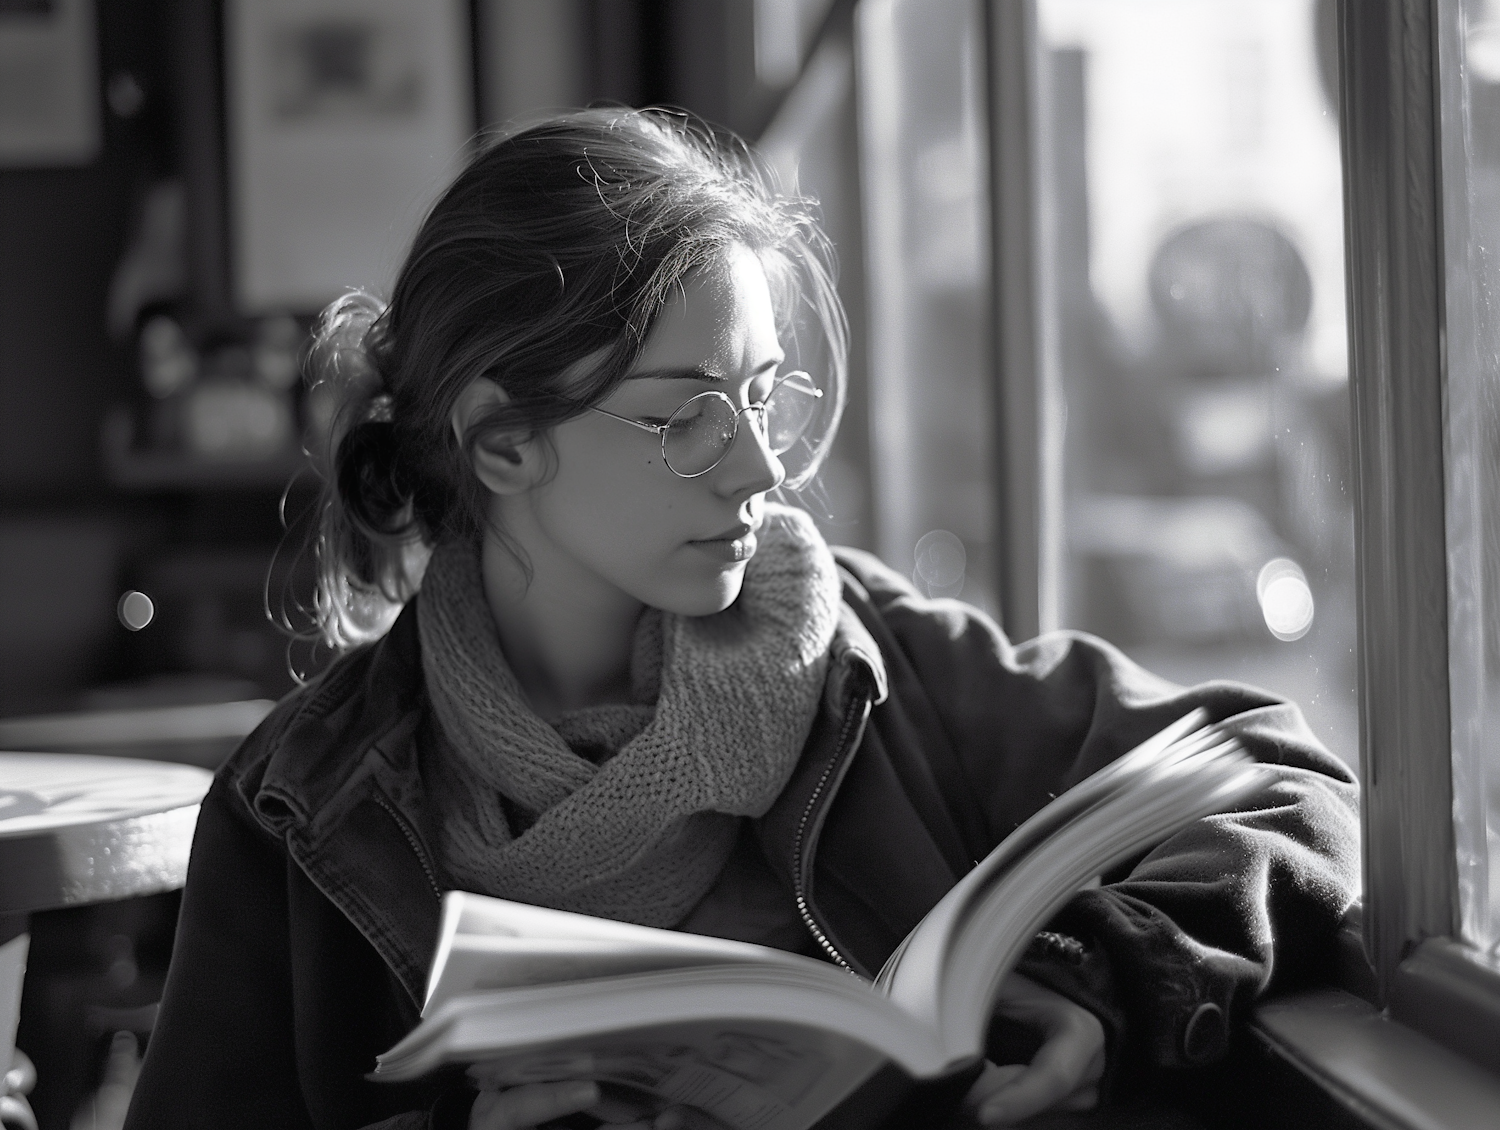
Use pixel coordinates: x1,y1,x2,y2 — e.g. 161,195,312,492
224,0,473,314
0,0,101,166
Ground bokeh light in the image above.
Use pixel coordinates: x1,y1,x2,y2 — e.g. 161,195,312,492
1256,558,1314,641
914,530,967,598
117,590,155,632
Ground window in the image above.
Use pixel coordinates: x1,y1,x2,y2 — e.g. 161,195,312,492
770,0,1500,1111
1038,0,1500,1093
855,0,999,613
1439,0,1500,958
1038,0,1358,768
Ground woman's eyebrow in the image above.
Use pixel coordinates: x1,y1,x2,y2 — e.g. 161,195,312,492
628,357,785,383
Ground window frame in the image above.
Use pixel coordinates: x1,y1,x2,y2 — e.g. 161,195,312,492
1337,0,1460,984
984,0,1063,641
1335,0,1500,1059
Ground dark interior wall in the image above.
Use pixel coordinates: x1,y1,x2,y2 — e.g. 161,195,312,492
0,0,179,714
0,164,129,497
0,1,173,501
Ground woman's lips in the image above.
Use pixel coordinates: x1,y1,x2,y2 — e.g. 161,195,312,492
689,528,758,562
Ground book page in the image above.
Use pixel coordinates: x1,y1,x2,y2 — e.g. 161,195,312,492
426,892,824,1014
465,1019,885,1130
429,937,817,1014
378,965,953,1088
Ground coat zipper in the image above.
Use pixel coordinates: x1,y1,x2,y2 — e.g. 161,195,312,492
791,680,871,977
372,790,442,900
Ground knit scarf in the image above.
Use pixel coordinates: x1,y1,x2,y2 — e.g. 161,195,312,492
417,504,841,928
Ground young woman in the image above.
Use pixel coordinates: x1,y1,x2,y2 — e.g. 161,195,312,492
124,110,1359,1130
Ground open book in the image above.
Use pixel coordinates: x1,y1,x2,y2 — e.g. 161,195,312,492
374,710,1264,1130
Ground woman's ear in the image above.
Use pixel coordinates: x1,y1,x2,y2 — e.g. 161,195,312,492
451,377,542,496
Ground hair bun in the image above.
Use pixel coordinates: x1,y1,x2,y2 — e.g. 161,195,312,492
337,418,411,539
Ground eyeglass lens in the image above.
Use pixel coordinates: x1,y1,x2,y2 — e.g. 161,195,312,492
661,374,821,477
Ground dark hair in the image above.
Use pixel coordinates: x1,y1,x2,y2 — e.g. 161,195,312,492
303,108,847,648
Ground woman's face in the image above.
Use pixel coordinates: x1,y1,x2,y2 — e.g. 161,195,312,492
519,244,788,617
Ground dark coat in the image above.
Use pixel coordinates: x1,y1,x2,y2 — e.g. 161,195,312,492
123,549,1360,1130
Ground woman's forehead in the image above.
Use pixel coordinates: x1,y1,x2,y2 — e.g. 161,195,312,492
630,246,782,380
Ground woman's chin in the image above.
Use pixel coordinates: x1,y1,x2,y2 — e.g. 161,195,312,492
649,562,747,617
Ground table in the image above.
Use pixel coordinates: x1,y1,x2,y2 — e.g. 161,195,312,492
0,754,211,1129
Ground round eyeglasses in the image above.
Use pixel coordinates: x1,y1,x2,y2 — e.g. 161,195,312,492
585,370,824,478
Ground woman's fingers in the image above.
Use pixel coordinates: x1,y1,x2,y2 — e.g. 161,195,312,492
588,1089,690,1128
971,1034,1104,1125
965,973,1107,1125
971,1057,1089,1125
470,1079,600,1129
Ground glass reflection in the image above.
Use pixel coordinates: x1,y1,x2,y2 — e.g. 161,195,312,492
1438,0,1500,952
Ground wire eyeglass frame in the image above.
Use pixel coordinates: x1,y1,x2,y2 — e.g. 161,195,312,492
584,370,823,478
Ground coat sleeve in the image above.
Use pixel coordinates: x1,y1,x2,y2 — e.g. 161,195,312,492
837,549,1361,1073
122,777,469,1130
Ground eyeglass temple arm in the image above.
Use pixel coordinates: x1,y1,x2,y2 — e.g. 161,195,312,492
584,405,668,435
771,371,823,399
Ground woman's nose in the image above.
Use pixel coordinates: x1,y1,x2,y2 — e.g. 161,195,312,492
713,409,785,497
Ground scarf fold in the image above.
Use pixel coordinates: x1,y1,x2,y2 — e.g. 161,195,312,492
418,504,841,927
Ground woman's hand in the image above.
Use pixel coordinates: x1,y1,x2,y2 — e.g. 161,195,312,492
468,1079,688,1130
962,973,1106,1126
469,1080,600,1129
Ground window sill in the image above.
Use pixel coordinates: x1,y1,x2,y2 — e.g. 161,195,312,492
1389,938,1500,1076
1250,988,1500,1129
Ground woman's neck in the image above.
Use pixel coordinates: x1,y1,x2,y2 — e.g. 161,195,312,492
479,529,643,720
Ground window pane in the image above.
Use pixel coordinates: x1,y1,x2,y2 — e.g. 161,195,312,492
856,0,996,608
1039,0,1357,766
1438,0,1500,952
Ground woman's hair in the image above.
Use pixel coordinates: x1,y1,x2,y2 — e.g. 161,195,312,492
302,108,847,649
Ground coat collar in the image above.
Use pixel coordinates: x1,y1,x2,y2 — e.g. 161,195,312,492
827,567,890,711
227,604,439,1006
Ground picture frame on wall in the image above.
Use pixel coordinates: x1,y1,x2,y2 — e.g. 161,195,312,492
0,0,101,167
224,0,473,314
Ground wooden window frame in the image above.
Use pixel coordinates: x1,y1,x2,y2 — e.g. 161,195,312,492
1336,0,1500,1065
1338,0,1458,996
